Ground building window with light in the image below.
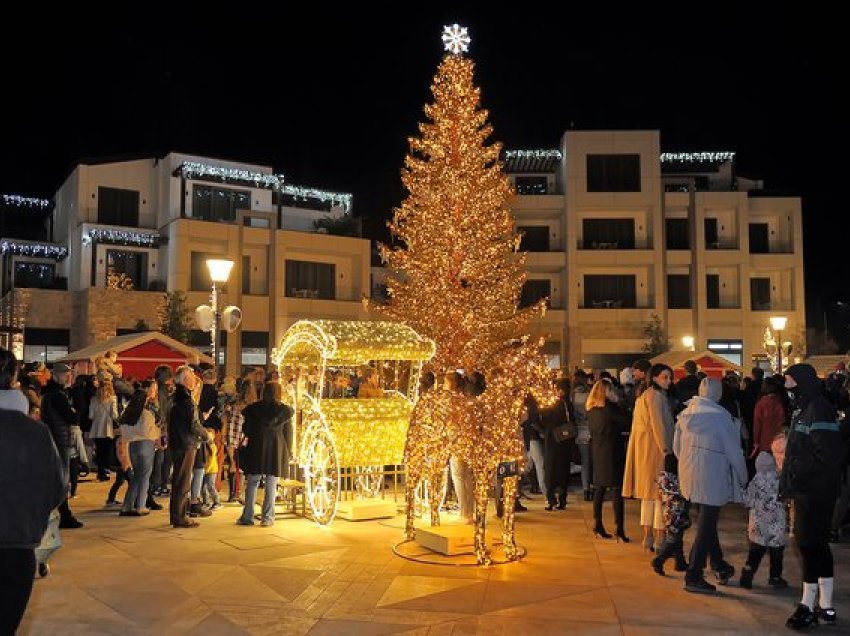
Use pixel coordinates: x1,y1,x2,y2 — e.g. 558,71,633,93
22,328,69,364
514,176,548,195
285,260,335,300
708,339,743,366
106,250,147,290
192,185,251,222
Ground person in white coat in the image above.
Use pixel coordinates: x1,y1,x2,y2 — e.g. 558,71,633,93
674,377,748,594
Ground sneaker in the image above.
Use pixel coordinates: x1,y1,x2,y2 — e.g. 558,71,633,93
713,563,735,586
105,499,122,507
236,518,255,526
146,501,164,511
650,556,665,576
739,566,754,589
260,519,275,527
209,503,222,512
684,578,717,594
786,604,817,629
674,559,689,572
768,576,788,589
171,519,200,528
815,606,836,625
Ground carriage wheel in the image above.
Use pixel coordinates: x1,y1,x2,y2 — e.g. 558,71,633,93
355,465,384,498
413,467,448,518
304,425,340,525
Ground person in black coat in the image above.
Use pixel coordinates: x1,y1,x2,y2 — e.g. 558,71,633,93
783,364,846,629
674,360,702,408
587,379,631,541
237,382,293,527
542,378,576,510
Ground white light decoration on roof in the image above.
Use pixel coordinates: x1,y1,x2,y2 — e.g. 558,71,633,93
2,194,52,209
84,229,161,247
0,240,68,260
178,162,281,188
442,24,471,55
504,149,563,160
660,152,736,163
280,185,353,213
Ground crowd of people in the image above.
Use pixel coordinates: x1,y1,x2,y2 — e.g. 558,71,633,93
519,359,849,630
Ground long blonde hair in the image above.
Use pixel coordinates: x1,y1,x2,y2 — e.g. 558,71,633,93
97,380,115,403
586,378,613,411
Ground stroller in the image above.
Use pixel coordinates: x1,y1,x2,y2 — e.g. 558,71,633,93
35,509,62,577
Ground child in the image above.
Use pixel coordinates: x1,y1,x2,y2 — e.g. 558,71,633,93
740,452,787,589
651,453,691,576
202,439,222,511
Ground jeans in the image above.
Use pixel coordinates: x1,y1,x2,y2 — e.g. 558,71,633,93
124,440,155,512
169,448,196,525
240,474,279,524
746,542,785,579
0,548,35,635
525,439,546,491
56,445,74,523
577,442,591,492
202,473,220,506
795,496,835,583
191,467,205,501
686,504,727,583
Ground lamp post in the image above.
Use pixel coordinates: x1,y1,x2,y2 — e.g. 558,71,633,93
770,315,788,374
206,258,234,378
682,335,695,351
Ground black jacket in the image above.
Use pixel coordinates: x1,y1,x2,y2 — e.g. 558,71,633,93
781,364,846,501
588,401,630,487
40,379,78,449
239,400,292,477
542,397,576,488
70,375,96,434
199,384,222,431
0,409,66,548
239,401,293,477
167,384,205,452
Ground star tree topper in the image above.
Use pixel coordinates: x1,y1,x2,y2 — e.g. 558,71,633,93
441,24,470,55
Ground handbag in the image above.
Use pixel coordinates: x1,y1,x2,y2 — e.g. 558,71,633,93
552,402,578,443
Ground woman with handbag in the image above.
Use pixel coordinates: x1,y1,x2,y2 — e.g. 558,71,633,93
623,363,675,553
543,378,577,510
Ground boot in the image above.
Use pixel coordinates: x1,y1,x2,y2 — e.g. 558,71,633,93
584,488,594,502
227,473,237,502
189,502,212,518
739,566,754,589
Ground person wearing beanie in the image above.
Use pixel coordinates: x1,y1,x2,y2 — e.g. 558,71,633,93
740,452,787,590
674,377,747,594
782,364,845,629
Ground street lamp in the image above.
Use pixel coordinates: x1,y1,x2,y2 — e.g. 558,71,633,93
682,335,695,351
770,315,788,374
206,258,234,377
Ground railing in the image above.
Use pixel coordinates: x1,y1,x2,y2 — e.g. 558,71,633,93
578,239,652,250
286,287,364,302
579,300,654,310
705,239,738,250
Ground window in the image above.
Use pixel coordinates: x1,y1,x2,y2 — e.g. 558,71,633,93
583,275,636,308
520,279,551,308
517,226,550,252
22,328,69,364
667,274,691,309
666,218,689,250
706,274,721,309
242,331,268,366
582,219,635,249
242,255,251,295
106,250,147,290
97,187,140,227
708,339,743,366
749,223,770,254
192,185,251,222
586,154,641,192
514,176,548,195
14,262,55,289
751,277,771,310
704,218,719,248
285,260,335,300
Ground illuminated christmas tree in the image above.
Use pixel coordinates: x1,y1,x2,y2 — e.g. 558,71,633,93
382,25,552,565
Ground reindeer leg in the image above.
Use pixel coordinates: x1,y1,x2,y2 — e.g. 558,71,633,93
501,476,519,560
472,469,492,565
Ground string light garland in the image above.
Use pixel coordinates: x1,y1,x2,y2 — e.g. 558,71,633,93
280,185,353,213
0,240,68,260
1,194,52,210
504,149,563,160
84,228,161,247
660,152,736,163
374,36,555,564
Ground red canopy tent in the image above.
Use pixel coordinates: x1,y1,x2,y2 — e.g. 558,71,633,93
650,349,743,381
58,332,213,380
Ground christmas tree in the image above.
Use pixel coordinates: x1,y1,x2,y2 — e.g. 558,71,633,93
380,26,539,375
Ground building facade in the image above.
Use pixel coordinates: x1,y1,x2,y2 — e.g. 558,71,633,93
1,153,369,374
507,130,805,371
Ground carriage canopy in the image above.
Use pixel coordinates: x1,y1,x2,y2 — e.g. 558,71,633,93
272,320,436,367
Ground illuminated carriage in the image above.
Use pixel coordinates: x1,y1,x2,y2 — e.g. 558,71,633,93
271,320,435,525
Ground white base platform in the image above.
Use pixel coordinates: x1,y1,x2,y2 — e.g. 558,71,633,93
414,524,493,556
336,498,397,521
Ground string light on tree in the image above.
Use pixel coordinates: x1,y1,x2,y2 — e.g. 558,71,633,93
441,24,471,55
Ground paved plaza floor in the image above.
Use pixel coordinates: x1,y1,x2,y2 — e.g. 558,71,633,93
20,478,849,635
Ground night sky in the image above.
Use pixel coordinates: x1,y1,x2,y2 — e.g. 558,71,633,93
1,9,843,343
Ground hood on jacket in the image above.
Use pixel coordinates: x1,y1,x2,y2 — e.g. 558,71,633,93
785,364,822,399
680,395,730,417
755,451,777,474
698,377,723,403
